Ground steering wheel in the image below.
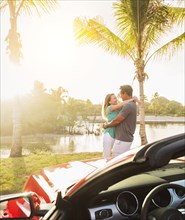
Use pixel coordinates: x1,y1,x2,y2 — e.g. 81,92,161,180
141,183,185,220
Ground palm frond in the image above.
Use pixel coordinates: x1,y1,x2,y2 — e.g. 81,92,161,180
113,0,139,47
16,0,59,17
139,0,184,58
168,6,185,26
0,0,8,10
113,0,179,57
0,0,59,15
0,0,59,16
143,1,171,47
146,32,185,62
74,16,134,60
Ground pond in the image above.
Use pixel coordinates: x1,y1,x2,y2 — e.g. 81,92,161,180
1,123,184,158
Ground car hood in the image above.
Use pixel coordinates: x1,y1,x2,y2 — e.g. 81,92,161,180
22,157,107,203
22,148,141,203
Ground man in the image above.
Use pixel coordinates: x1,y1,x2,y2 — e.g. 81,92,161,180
103,85,137,157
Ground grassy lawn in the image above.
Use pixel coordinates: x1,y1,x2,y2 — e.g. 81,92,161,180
0,152,102,195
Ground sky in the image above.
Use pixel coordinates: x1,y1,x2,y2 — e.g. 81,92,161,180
1,0,185,105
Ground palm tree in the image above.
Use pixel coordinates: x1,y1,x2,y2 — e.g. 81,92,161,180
150,92,160,116
74,0,185,145
0,0,59,157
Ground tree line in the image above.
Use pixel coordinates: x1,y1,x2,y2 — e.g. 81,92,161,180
1,81,184,136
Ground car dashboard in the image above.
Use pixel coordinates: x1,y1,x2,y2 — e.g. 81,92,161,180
87,163,185,220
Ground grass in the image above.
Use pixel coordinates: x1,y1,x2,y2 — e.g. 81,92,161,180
0,152,102,195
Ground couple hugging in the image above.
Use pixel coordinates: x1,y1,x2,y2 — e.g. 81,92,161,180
102,85,140,161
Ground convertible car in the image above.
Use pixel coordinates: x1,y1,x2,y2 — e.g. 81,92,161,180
0,133,185,220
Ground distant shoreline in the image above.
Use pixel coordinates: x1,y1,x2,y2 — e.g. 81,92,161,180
94,115,185,123
136,116,185,124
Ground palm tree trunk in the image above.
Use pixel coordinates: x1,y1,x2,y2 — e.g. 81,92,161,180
7,1,23,157
7,1,22,63
138,81,148,145
10,97,22,157
135,58,148,145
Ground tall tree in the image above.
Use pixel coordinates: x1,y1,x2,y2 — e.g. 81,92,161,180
150,92,160,116
74,0,185,145
0,0,59,157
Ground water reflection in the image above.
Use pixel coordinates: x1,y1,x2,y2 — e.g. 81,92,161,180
51,135,103,154
132,123,185,147
1,123,184,158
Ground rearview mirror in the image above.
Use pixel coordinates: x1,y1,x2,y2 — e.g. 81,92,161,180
0,192,35,219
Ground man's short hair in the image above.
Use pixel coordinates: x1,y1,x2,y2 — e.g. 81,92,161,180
120,85,133,96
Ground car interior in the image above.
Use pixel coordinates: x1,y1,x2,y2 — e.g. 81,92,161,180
62,134,185,220
87,162,185,220
41,157,185,220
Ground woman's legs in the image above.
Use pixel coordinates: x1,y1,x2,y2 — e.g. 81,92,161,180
103,132,115,160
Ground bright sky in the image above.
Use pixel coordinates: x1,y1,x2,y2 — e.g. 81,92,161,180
1,1,184,105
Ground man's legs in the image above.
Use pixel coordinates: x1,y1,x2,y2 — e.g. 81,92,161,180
112,140,132,157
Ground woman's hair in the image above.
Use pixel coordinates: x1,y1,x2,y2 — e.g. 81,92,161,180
101,93,114,120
